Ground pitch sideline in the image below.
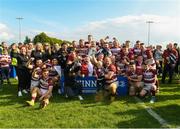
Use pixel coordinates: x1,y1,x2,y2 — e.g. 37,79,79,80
134,96,171,128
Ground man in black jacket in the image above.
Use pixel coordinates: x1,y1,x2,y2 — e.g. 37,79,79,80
63,57,83,101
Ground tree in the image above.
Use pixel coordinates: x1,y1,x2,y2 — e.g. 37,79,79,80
33,32,63,45
33,32,50,44
24,36,31,44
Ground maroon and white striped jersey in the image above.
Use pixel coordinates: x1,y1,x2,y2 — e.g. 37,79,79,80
76,45,88,58
104,64,117,84
142,49,153,61
143,69,157,85
116,62,127,74
111,47,121,61
136,62,143,74
120,51,134,61
0,54,11,67
39,77,53,90
127,70,142,82
31,67,42,81
133,48,142,57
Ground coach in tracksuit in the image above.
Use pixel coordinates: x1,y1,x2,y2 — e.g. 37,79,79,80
162,43,178,84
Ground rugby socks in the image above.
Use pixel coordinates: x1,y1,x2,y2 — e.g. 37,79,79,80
31,92,37,102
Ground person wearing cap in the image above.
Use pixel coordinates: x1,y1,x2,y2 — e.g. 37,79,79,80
162,43,178,84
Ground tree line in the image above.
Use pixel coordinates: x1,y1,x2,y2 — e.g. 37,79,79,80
24,32,71,45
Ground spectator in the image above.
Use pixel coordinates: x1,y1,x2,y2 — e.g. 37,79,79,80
51,43,60,59
43,43,51,61
174,43,180,76
153,45,163,75
57,42,69,71
31,43,44,60
162,43,178,83
0,49,11,84
27,42,34,56
16,46,31,96
0,42,3,54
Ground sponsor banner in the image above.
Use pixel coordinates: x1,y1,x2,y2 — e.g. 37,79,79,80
60,76,128,96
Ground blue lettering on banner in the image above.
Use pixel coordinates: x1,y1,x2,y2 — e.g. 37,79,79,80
60,76,128,95
76,77,97,93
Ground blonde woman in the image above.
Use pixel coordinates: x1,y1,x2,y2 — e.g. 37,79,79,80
31,42,44,60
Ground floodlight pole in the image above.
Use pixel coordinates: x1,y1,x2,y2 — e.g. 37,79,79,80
146,21,154,46
16,17,24,43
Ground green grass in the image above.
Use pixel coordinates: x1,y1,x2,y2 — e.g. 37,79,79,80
145,79,180,128
0,78,179,128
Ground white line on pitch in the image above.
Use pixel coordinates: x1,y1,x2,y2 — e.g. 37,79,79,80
134,96,171,128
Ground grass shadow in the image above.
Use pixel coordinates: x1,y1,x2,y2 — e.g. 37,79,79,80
114,107,161,128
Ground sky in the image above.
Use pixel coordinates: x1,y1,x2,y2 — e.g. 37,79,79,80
0,0,180,47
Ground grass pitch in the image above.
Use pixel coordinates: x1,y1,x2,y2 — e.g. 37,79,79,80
0,79,179,128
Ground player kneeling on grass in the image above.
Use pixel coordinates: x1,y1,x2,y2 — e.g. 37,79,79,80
26,69,53,108
140,63,157,103
103,57,117,102
126,62,143,96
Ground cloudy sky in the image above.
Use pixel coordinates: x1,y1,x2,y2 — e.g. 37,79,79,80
0,0,180,47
